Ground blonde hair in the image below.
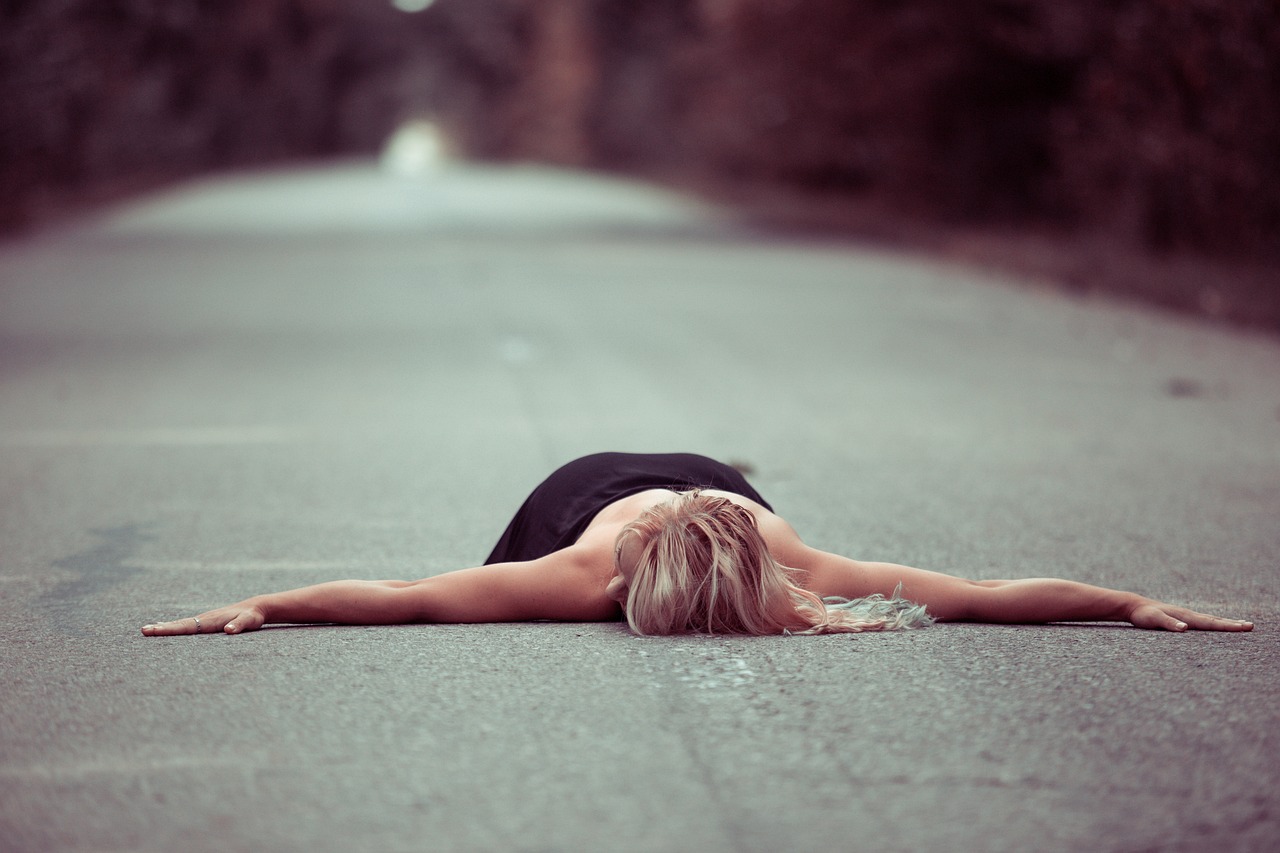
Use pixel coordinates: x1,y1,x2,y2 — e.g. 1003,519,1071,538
615,491,932,636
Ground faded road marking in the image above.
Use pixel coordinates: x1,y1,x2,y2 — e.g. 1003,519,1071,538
131,560,354,572
0,754,244,781
0,427,298,447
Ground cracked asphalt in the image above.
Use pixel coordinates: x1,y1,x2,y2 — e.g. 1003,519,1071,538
2,161,1277,852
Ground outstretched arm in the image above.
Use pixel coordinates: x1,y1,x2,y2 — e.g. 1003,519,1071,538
790,546,1253,632
141,547,617,636
141,579,414,636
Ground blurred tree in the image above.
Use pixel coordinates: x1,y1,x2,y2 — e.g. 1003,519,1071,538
0,0,417,229
426,0,1279,260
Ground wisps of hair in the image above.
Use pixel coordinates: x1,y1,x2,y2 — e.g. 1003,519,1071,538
792,586,935,635
616,491,933,636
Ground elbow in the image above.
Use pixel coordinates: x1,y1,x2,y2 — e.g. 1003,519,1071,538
375,580,437,624
930,578,989,622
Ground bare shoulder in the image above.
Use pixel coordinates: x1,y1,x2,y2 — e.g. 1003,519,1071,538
731,500,866,595
712,492,813,568
521,538,619,595
527,541,624,620
415,543,620,622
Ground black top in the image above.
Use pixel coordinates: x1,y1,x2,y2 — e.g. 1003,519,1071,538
484,452,773,564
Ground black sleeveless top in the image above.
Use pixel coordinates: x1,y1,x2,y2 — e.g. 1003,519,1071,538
484,452,773,564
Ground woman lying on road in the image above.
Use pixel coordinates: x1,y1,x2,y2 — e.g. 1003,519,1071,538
141,453,1254,637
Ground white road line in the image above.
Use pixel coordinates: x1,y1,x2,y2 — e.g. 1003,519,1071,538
130,561,354,572
0,427,299,447
0,755,243,781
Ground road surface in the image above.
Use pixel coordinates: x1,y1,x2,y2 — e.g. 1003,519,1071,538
2,161,1278,852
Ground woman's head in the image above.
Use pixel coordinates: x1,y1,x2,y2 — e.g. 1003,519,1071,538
612,491,934,636
613,491,799,635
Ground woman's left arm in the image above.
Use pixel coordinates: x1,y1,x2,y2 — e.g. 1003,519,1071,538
787,541,1253,632
955,576,1253,631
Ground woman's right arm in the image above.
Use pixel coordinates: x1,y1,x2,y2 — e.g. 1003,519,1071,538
143,579,449,636
141,547,618,636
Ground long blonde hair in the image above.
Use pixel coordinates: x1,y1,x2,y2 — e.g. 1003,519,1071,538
615,491,932,635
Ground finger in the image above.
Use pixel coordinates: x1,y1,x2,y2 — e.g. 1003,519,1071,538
1126,604,1175,631
1182,612,1254,632
223,606,265,634
1132,605,1187,631
141,616,202,636
1144,604,1254,632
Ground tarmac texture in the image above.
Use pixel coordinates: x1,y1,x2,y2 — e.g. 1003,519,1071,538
1,162,1278,852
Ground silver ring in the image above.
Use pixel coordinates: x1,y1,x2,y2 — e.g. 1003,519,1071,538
193,616,201,634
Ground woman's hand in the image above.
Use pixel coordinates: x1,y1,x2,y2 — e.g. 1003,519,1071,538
141,602,265,636
1124,599,1254,632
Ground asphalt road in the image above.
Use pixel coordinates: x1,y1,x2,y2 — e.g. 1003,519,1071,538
2,161,1278,853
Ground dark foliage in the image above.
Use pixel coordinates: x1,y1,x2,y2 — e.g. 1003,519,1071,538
2,0,1275,323
0,0,421,229
430,0,1279,261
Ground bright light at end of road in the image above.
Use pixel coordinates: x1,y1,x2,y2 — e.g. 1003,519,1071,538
381,120,448,176
391,0,435,11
